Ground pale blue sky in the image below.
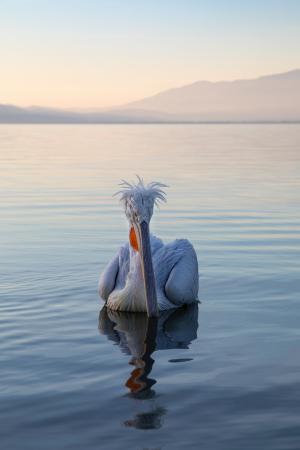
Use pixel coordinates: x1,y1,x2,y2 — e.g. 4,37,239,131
1,0,299,108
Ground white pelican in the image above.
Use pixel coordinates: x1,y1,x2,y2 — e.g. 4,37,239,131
99,177,199,316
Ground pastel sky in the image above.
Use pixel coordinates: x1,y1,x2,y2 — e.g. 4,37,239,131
1,0,300,109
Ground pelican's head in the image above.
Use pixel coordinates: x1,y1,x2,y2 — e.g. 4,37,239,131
117,177,167,317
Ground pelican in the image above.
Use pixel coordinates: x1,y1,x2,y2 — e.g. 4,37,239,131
99,177,199,316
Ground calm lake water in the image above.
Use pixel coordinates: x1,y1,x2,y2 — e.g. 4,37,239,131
1,124,300,450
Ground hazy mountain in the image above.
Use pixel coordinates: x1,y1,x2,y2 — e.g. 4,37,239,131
122,69,300,122
1,70,300,123
0,104,84,123
0,104,160,123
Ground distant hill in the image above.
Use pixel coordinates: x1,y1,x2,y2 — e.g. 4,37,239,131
122,69,300,122
0,104,159,123
1,70,300,123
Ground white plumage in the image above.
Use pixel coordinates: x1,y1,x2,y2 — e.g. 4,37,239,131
99,177,199,314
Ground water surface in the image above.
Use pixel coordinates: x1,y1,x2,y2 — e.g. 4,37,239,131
1,124,300,449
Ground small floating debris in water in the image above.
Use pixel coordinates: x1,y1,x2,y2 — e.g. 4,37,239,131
168,358,193,363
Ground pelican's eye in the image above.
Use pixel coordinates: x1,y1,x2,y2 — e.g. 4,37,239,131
129,226,139,252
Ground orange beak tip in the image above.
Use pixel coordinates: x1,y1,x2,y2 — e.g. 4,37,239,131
129,226,139,252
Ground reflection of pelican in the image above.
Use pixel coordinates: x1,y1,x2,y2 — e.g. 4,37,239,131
99,303,199,395
123,406,167,430
99,177,199,316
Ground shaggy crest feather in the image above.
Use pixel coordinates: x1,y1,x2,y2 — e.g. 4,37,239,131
115,176,168,224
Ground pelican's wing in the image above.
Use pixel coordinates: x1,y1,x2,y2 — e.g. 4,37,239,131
164,239,199,306
99,244,130,301
98,254,120,301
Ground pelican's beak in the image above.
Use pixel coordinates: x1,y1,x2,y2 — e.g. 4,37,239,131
135,221,158,318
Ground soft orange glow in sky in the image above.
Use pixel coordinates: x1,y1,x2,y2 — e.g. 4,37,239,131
1,0,299,109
